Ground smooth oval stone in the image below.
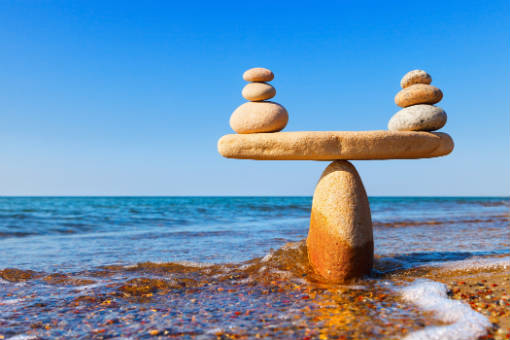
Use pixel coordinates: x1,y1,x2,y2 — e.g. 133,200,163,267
243,68,274,82
229,101,288,134
307,160,373,282
242,82,276,101
388,104,447,131
400,70,432,88
395,84,443,107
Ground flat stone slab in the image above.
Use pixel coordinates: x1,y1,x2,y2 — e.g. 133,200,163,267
217,130,454,160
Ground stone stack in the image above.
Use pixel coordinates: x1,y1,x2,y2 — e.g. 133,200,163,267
230,67,289,134
388,70,447,132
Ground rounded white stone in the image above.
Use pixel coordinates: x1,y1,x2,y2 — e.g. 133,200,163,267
388,105,447,132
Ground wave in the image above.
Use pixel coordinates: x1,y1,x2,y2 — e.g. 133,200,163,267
373,214,509,228
1,239,507,340
3,239,506,293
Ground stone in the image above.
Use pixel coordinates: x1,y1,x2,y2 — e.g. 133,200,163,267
401,70,432,88
388,105,447,131
229,101,288,134
242,82,276,101
243,67,274,82
218,130,454,160
425,132,454,158
395,84,443,107
307,160,373,282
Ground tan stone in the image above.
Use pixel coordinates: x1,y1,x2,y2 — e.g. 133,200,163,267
424,132,454,158
243,67,274,82
229,101,288,134
400,70,432,88
242,82,276,101
307,160,373,282
218,130,454,160
395,84,443,107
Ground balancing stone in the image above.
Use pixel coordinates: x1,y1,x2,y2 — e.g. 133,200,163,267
388,105,447,131
307,160,373,282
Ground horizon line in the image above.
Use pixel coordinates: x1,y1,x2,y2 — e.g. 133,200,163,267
0,195,508,198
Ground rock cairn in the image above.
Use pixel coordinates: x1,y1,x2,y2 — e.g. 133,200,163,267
229,67,289,134
219,68,455,283
388,70,447,132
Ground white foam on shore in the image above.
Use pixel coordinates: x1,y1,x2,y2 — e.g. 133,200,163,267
0,278,26,287
0,298,24,305
261,252,273,263
435,256,510,272
123,260,215,269
173,260,215,268
73,282,103,291
400,279,491,340
7,335,38,340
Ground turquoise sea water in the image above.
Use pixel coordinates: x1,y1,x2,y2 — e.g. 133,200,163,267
0,197,508,339
0,197,507,271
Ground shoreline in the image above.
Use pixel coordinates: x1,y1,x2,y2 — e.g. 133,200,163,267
1,251,509,339
438,269,510,340
404,259,510,340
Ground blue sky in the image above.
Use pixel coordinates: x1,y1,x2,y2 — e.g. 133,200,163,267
0,0,508,196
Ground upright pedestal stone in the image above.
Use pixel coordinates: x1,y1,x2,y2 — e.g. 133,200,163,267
307,160,374,282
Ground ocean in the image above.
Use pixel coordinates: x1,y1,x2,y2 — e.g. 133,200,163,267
0,197,508,339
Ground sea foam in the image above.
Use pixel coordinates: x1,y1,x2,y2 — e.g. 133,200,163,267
400,279,491,340
436,256,510,271
7,335,38,340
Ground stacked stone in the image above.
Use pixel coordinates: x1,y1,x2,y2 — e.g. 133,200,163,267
388,70,447,131
229,67,289,134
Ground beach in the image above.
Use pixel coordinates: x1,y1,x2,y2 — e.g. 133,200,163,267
0,196,508,339
1,0,508,338
425,262,510,339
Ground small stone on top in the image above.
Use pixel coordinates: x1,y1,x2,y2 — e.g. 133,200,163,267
400,70,432,88
243,67,274,82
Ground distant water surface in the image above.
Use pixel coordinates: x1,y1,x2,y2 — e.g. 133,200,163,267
0,197,507,271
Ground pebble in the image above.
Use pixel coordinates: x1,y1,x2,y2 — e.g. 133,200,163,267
242,82,276,101
395,84,443,108
243,67,274,82
443,271,510,340
229,101,288,134
388,105,447,132
400,70,432,88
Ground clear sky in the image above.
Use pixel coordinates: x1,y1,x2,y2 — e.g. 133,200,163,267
0,1,508,196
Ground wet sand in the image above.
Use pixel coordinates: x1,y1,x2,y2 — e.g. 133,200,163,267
2,241,508,339
398,261,510,340
433,269,509,340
